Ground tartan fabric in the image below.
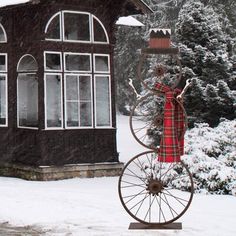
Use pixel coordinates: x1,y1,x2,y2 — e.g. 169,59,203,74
155,82,185,162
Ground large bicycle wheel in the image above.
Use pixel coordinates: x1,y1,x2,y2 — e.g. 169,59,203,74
118,151,194,225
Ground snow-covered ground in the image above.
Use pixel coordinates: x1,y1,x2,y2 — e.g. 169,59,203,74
0,115,236,235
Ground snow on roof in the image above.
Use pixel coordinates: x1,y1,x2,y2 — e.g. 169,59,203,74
150,28,171,35
116,16,144,27
0,0,30,8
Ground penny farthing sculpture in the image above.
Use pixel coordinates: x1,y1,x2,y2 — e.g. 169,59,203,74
118,29,194,228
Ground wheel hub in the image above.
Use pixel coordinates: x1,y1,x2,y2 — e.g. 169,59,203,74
147,179,163,195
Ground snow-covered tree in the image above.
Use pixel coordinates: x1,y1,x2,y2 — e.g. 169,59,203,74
176,0,236,126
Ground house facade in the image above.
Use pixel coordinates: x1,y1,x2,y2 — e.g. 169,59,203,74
0,0,152,180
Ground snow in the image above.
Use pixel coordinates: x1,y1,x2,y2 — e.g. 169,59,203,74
0,115,236,235
0,0,29,8
116,16,144,27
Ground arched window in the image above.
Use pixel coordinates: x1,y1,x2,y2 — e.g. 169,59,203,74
0,54,7,126
45,11,109,43
17,55,38,128
44,11,111,130
0,24,7,43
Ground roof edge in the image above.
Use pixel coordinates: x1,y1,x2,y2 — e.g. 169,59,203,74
130,0,153,14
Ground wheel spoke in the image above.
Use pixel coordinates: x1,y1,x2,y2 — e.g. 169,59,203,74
129,193,150,212
162,189,188,206
121,180,146,189
118,151,194,225
124,189,147,205
155,195,166,222
125,168,147,184
162,192,175,218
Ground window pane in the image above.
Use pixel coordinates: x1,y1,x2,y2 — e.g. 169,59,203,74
45,74,62,128
45,13,61,40
0,55,6,71
0,75,6,125
65,75,92,127
66,75,78,100
93,17,108,42
95,76,111,127
0,25,6,42
79,76,92,126
64,12,90,41
94,55,109,72
65,54,91,72
80,102,92,126
45,53,61,71
18,55,37,72
18,74,38,127
66,102,79,127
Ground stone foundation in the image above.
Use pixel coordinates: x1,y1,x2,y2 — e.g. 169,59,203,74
0,162,124,181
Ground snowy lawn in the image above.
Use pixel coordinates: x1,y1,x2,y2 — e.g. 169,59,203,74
0,115,236,235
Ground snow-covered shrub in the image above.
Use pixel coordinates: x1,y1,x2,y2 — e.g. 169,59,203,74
181,119,236,194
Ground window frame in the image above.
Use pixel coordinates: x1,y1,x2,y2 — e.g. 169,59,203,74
45,12,62,42
64,73,93,129
0,24,7,43
0,73,8,127
0,53,8,127
17,72,38,130
17,54,38,129
92,15,109,44
44,51,63,72
93,54,110,73
94,74,112,128
44,11,109,44
0,53,8,73
44,51,113,130
44,72,64,130
17,54,38,73
63,52,92,73
62,10,92,43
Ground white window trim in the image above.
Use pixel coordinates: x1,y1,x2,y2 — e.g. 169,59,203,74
94,75,112,128
62,11,92,44
0,53,8,73
44,11,109,44
93,54,110,73
44,73,64,130
0,73,8,127
63,52,92,73
0,24,7,43
17,72,39,130
92,15,109,44
45,12,62,41
17,54,38,72
44,51,62,72
64,73,93,129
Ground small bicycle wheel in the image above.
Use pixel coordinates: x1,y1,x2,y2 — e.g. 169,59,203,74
129,93,165,150
130,93,188,150
118,151,194,225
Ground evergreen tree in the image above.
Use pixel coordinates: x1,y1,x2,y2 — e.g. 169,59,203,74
175,0,236,126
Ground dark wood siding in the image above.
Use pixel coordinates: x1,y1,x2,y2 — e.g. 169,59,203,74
0,0,124,166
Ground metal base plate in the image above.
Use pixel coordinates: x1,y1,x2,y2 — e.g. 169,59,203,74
129,222,182,230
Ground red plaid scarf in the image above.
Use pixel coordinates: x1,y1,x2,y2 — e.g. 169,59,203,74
155,82,185,162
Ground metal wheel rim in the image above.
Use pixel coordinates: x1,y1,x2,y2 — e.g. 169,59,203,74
137,53,183,94
118,151,194,225
129,94,188,150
